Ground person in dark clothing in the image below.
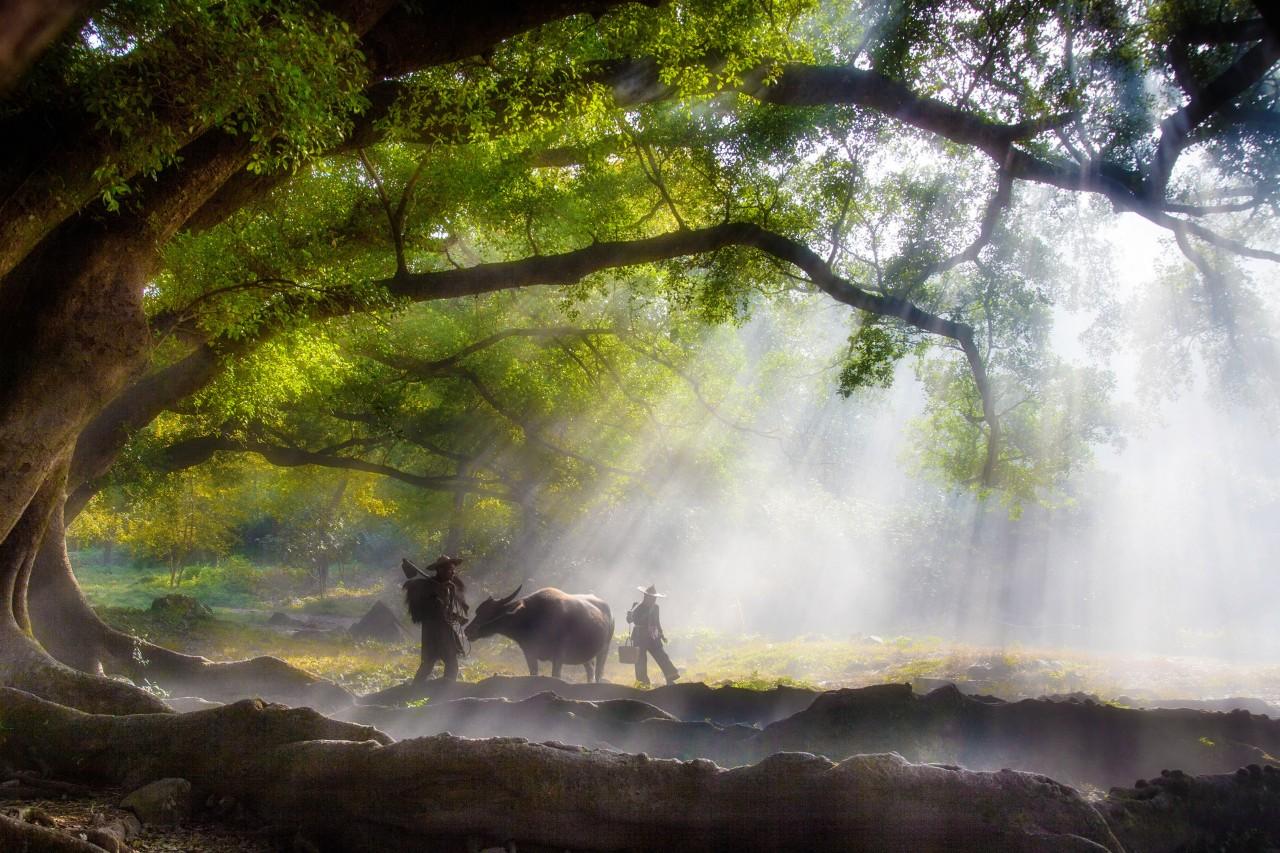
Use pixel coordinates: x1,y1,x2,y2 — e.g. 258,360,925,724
626,584,679,686
401,555,469,683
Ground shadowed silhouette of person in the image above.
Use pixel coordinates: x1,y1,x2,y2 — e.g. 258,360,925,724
401,555,468,683
626,584,679,686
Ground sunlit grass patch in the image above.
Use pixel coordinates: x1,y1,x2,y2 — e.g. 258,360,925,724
85,592,1280,704
283,581,388,617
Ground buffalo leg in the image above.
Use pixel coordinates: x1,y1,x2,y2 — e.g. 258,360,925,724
583,660,595,682
523,649,539,676
551,658,563,679
594,643,608,683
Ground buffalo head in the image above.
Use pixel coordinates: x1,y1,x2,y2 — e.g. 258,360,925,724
464,585,522,641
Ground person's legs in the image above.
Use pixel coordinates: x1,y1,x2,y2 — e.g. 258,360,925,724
441,644,459,682
634,646,650,685
649,643,679,684
414,651,439,682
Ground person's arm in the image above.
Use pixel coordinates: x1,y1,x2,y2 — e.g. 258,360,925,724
656,606,666,642
626,602,637,623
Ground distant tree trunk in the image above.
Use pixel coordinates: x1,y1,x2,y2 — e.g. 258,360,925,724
442,473,469,554
317,558,330,598
315,477,349,597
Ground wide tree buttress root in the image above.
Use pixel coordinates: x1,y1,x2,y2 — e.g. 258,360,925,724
28,508,352,710
0,465,166,715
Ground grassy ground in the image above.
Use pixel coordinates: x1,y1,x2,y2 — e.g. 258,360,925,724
76,556,1280,703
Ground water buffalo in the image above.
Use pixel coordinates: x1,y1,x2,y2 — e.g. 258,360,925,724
465,586,613,682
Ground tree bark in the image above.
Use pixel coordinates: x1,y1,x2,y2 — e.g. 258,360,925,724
0,813,109,853
0,459,166,715
28,506,353,710
0,0,90,88
0,687,1125,853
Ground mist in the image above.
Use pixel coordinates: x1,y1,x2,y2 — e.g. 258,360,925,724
508,214,1280,674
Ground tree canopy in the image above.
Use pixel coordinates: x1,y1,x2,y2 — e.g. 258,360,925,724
0,0,1277,713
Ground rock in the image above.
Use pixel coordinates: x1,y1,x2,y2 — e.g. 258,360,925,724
911,677,977,695
84,814,141,853
120,778,192,826
148,594,212,620
268,611,312,628
348,601,411,644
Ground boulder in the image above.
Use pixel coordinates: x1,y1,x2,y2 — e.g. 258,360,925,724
348,600,411,644
120,777,192,826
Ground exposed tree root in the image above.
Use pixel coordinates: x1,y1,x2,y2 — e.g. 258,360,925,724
347,680,1280,789
0,688,1124,852
28,521,353,711
0,689,387,790
8,685,1280,851
0,811,109,852
0,625,169,715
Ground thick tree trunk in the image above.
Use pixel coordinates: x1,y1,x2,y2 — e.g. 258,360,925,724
0,132,280,713
28,507,353,710
0,224,153,546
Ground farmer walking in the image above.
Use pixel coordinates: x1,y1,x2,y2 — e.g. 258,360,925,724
401,555,469,683
626,584,679,686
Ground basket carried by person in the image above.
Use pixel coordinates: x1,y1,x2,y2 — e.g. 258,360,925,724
618,636,638,664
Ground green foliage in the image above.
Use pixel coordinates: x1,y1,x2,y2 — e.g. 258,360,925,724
838,320,915,394
39,0,1276,562
16,1,369,209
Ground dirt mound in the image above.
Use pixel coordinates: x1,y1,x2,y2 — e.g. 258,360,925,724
347,601,410,644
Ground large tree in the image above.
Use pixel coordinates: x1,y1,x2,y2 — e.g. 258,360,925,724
2,0,1277,726
2,0,1278,848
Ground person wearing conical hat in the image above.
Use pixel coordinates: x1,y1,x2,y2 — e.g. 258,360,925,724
401,554,469,683
626,584,679,686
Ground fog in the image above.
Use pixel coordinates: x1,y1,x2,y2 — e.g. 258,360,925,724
505,214,1280,665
